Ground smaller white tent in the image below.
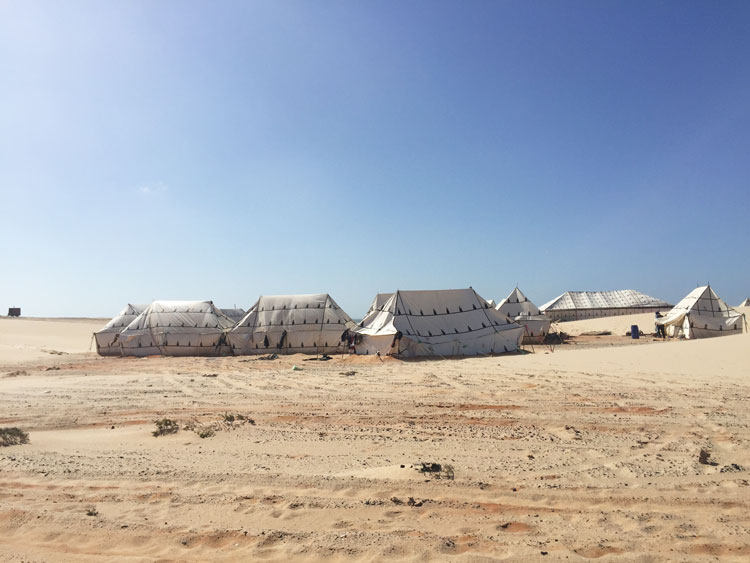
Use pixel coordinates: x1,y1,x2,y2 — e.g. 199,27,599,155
119,301,235,356
227,294,355,355
496,287,550,343
95,304,148,356
352,288,523,357
657,286,745,339
486,299,497,308
739,298,750,307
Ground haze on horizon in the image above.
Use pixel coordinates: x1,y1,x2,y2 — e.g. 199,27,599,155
1,0,749,318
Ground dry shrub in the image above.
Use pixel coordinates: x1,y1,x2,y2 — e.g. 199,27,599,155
0,427,29,447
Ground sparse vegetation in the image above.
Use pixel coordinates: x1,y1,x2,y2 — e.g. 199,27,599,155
180,413,256,439
152,419,179,437
222,412,254,425
85,506,98,516
0,427,30,447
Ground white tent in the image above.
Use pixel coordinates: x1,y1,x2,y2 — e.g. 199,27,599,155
219,307,246,323
486,299,497,308
540,290,672,322
657,286,745,339
227,294,355,355
94,304,148,356
496,287,550,343
739,298,750,307
352,288,523,357
118,300,235,357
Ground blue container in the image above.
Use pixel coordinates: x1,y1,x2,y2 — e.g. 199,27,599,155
631,325,639,339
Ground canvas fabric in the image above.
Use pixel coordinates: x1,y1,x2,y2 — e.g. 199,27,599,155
118,300,235,356
496,288,551,341
739,298,750,307
539,290,672,321
94,304,148,356
364,293,394,316
227,294,355,355
657,286,745,339
352,288,523,357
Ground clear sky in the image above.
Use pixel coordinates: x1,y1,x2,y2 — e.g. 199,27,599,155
1,0,749,318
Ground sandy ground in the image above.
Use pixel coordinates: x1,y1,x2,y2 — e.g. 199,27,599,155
0,318,107,364
0,312,748,562
553,311,668,336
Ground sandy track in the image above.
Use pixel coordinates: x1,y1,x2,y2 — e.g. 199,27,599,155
0,317,749,561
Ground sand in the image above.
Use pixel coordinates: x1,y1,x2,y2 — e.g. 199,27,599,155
0,317,106,364
0,313,748,561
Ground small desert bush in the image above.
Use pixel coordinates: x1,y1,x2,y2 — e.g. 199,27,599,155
152,419,179,437
222,413,254,424
0,427,29,447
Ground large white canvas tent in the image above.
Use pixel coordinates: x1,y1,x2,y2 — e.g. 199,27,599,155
227,294,355,355
739,298,750,307
496,287,550,343
94,304,148,356
118,300,235,357
540,290,672,322
657,286,745,339
219,308,246,323
352,288,524,357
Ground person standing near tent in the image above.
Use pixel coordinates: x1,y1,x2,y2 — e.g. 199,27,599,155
654,312,666,339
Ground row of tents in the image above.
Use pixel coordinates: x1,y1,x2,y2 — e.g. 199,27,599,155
94,285,746,358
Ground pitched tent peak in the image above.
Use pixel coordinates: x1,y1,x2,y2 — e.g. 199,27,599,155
496,287,544,318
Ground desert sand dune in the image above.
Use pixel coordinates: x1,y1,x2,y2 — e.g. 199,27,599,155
0,317,106,364
0,315,748,561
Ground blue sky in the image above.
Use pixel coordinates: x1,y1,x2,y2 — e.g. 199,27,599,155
1,0,749,318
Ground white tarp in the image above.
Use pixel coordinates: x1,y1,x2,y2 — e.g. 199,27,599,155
118,300,235,356
539,290,672,321
657,286,745,339
352,288,523,357
496,287,551,342
364,293,394,316
739,298,750,307
94,303,148,356
227,294,355,355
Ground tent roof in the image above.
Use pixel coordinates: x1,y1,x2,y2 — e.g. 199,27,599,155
232,293,353,330
365,293,394,314
739,298,750,307
657,286,743,328
540,290,671,311
96,303,149,335
122,300,236,332
496,287,543,317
